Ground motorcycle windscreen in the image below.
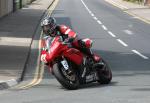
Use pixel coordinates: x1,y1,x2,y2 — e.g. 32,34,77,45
47,41,62,62
63,48,83,65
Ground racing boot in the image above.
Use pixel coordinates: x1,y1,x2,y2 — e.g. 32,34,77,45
83,48,101,63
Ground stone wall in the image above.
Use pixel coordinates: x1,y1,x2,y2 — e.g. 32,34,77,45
0,0,13,18
22,0,35,6
147,0,150,4
0,0,35,18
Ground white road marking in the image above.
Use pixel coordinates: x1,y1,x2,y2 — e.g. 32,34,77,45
0,37,31,43
81,0,149,60
91,14,94,17
81,0,91,13
123,30,133,35
88,10,92,13
89,11,92,14
102,25,108,30
108,31,116,37
97,20,102,25
0,37,31,47
132,50,149,59
87,8,91,13
117,39,128,47
93,17,98,20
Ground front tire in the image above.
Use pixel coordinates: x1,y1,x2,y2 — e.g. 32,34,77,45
53,63,79,90
97,59,112,84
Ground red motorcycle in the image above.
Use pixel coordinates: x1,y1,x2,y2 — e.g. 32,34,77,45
42,36,112,90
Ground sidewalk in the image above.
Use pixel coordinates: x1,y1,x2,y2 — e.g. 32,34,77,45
0,0,54,90
105,0,150,24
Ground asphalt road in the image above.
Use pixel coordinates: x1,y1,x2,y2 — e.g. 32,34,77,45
1,0,150,103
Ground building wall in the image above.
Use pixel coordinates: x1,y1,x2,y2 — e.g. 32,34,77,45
147,0,150,4
22,0,28,6
0,0,13,18
0,0,35,18
22,0,34,6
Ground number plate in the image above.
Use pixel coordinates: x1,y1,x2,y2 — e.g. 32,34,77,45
61,60,69,70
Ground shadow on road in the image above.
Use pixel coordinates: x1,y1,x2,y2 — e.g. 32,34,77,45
93,49,150,72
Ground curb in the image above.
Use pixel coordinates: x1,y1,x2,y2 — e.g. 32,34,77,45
0,0,55,90
124,11,150,24
105,0,128,10
105,0,150,24
0,79,19,90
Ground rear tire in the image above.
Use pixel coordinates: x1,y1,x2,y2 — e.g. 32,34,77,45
97,59,112,84
53,63,79,90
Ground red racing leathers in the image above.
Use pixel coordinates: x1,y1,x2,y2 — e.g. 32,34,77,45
41,25,93,63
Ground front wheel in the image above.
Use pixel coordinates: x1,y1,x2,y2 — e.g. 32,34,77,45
53,63,79,90
96,59,112,84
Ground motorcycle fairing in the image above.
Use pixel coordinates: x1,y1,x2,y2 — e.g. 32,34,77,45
63,48,83,65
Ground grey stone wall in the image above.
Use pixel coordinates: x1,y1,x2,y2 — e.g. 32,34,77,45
0,0,13,18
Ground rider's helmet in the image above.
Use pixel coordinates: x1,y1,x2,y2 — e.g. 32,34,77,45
41,17,57,37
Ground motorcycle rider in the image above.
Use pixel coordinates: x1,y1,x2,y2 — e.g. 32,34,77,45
40,17,100,67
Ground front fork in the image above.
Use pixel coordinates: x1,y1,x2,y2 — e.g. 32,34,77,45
79,57,99,84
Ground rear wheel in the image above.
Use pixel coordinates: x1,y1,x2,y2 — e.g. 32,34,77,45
96,59,112,84
53,63,79,90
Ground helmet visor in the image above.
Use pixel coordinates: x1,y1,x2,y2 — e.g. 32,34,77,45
43,25,51,34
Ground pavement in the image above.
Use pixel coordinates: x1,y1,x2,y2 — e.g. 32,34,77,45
0,0,54,90
105,0,150,24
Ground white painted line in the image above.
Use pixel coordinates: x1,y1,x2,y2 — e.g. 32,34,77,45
89,11,92,14
102,25,108,30
97,20,102,25
123,30,133,35
108,31,116,37
91,14,94,17
81,0,149,60
93,17,98,20
89,12,93,15
81,0,91,13
132,50,149,59
0,37,31,47
117,39,128,47
87,8,91,13
0,37,31,43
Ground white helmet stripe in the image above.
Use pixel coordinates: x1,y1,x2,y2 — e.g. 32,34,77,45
65,29,71,34
83,38,90,42
73,33,77,38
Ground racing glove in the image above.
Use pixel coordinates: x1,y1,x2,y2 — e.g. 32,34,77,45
40,50,48,63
